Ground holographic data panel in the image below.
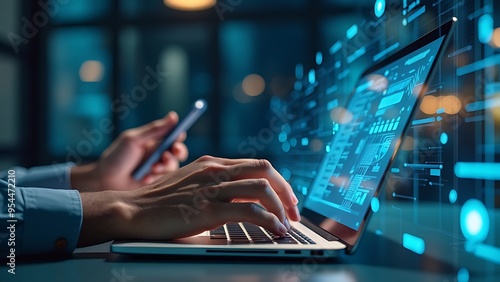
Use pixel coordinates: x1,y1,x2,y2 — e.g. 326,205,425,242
304,37,445,231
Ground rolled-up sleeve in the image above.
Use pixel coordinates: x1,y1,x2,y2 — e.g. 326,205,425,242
0,165,83,256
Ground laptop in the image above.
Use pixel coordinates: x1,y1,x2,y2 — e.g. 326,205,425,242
111,18,456,258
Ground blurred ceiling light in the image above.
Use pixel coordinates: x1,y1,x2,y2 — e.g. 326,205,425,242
164,0,216,11
242,74,266,97
490,28,500,48
79,60,104,82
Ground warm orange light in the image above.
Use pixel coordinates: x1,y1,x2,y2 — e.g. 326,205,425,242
367,74,388,92
79,60,104,82
330,107,353,124
490,28,500,48
441,95,462,114
420,95,438,115
310,139,323,152
420,95,462,115
164,0,216,11
401,136,415,151
242,74,266,97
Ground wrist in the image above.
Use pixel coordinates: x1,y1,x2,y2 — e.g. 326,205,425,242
70,162,101,192
78,190,138,247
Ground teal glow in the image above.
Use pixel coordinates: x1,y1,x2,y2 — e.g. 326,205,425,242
454,162,500,180
282,142,291,153
346,24,358,39
403,233,425,255
440,132,448,144
478,14,493,44
282,124,291,134
295,64,304,79
281,168,292,181
308,69,316,84
316,51,323,65
460,199,489,243
326,144,331,152
371,197,380,213
449,189,457,204
294,81,302,91
457,268,469,282
374,0,386,18
290,138,297,147
474,243,500,264
278,132,287,143
301,138,309,146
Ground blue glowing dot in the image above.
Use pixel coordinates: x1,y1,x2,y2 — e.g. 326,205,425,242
478,14,493,44
282,124,291,134
294,81,302,91
460,199,490,243
278,132,287,143
440,132,448,144
371,197,380,213
374,0,386,18
281,168,292,181
457,268,469,282
295,64,304,79
301,137,309,146
290,138,297,147
402,18,408,26
326,144,331,152
316,51,323,65
308,69,316,84
449,189,457,204
282,142,291,153
392,192,396,197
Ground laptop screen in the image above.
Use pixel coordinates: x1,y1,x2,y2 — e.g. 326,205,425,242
304,35,446,232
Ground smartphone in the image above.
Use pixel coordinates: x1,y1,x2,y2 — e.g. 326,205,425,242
132,99,208,180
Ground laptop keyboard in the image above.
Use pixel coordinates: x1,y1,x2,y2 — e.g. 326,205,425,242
210,223,316,245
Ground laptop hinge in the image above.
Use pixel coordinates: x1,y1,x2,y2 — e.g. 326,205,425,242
300,217,339,242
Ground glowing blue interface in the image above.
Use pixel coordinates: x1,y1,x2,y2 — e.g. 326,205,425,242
304,36,445,230
271,0,500,277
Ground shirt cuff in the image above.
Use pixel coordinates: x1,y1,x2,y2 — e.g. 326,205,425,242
16,187,82,255
13,163,75,190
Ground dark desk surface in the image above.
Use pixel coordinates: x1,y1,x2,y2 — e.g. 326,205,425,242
2,204,499,282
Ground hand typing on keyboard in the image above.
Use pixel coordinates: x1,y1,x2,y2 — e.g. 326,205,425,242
78,155,301,247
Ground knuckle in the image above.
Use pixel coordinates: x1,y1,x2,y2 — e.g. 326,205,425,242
202,163,223,173
197,155,214,162
252,178,271,192
256,159,272,170
120,130,135,142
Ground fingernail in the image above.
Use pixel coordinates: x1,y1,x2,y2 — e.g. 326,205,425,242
279,223,288,235
293,194,299,205
284,218,290,230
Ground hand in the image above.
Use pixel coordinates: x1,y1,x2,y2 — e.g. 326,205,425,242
71,112,189,192
77,156,301,247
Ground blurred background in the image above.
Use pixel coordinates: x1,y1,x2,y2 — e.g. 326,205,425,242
1,0,500,277
0,0,377,169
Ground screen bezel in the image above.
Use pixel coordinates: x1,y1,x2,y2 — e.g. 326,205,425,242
301,18,457,254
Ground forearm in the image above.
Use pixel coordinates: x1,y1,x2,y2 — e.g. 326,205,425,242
77,190,137,247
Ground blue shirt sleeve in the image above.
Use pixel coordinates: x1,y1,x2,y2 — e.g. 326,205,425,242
0,163,75,189
0,165,83,256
